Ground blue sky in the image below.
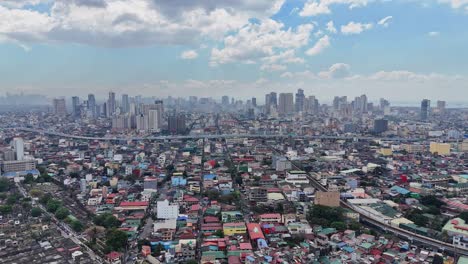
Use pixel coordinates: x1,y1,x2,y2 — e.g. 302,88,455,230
0,0,467,104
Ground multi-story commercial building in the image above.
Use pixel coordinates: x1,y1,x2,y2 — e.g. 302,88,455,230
430,142,451,155
53,98,67,117
2,159,36,174
278,93,294,115
12,137,24,161
373,119,388,134
285,170,310,186
421,99,430,121
295,89,305,112
157,199,179,219
248,187,268,202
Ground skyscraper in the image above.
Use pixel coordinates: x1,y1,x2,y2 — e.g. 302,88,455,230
295,89,305,112
437,100,446,114
87,94,96,117
251,97,257,107
222,96,229,106
168,113,186,134
121,94,129,114
71,96,80,118
53,98,67,117
420,99,431,121
374,119,389,134
107,91,116,117
278,93,294,115
12,137,24,161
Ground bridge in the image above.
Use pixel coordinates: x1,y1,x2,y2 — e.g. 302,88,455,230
9,127,423,142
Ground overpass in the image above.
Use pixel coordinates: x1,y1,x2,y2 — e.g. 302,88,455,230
270,147,468,256
9,127,423,142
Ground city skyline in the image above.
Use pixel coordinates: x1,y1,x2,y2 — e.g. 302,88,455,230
0,0,467,101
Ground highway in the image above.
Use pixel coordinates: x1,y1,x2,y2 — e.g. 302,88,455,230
269,147,468,257
10,127,423,142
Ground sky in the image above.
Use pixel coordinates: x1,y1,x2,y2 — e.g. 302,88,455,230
0,0,467,104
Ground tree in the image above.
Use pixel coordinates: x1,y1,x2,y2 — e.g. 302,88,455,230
433,254,444,264
459,212,468,222
93,213,121,229
0,205,12,214
40,193,53,204
154,243,164,256
214,229,224,238
23,173,35,184
331,221,347,231
46,199,62,213
105,228,128,251
70,220,84,232
29,189,44,198
186,260,198,264
0,178,10,192
85,226,106,243
348,221,361,231
55,207,70,220
31,207,42,217
6,195,19,205
420,195,445,208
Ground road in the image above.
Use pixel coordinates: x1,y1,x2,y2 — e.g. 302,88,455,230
10,127,423,142
269,146,468,257
16,183,104,263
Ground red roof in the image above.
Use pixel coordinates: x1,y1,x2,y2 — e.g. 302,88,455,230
120,201,149,207
247,223,265,240
106,251,122,260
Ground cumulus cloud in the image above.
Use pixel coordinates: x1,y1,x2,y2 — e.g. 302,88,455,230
428,31,440,37
377,16,392,27
438,0,468,9
318,63,351,79
180,50,198,59
300,0,371,16
210,20,314,65
0,0,285,48
260,64,287,72
305,35,330,56
326,21,337,33
341,21,373,35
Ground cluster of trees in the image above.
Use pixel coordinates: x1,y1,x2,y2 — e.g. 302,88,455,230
39,192,83,232
405,195,447,231
307,205,361,232
92,213,127,253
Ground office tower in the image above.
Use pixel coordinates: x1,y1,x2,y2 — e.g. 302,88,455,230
53,98,67,117
107,91,116,117
420,99,431,121
121,94,129,114
136,114,148,131
148,109,159,131
278,93,294,115
222,96,229,106
71,96,80,118
168,113,186,134
379,98,390,110
252,97,257,107
333,96,347,111
353,94,367,113
295,89,305,112
2,149,15,161
12,137,24,161
87,94,96,117
373,119,389,134
154,100,164,127
189,96,198,105
437,100,446,113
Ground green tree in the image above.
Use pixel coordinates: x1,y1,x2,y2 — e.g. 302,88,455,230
70,220,84,232
0,205,12,214
459,212,468,222
154,243,164,256
0,178,10,192
31,207,42,217
46,199,62,213
39,193,53,204
105,228,128,251
348,221,361,231
331,221,347,231
55,207,70,220
23,173,35,184
6,194,19,205
214,229,224,238
186,260,198,264
93,213,121,228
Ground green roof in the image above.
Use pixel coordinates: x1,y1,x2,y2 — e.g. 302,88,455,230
202,251,226,259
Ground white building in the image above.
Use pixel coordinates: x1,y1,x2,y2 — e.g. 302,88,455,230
12,138,24,161
285,170,310,186
157,199,179,219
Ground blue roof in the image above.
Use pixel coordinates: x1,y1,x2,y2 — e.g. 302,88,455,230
343,246,354,253
203,174,217,180
390,185,410,195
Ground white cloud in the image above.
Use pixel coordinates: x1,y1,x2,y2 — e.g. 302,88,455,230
326,21,337,33
0,0,286,48
341,21,373,35
300,0,371,16
428,31,440,37
377,16,393,27
438,0,468,9
180,50,198,59
347,70,462,82
262,49,305,64
318,63,351,79
305,35,330,56
210,20,314,65
260,64,287,72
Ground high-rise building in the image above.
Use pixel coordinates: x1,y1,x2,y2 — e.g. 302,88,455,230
278,93,294,115
148,109,160,131
374,119,389,134
71,96,80,118
168,113,186,134
295,89,305,112
12,137,24,161
251,97,257,107
437,100,446,114
87,94,96,117
107,91,116,117
420,99,431,121
53,98,67,117
121,94,129,114
222,96,230,106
